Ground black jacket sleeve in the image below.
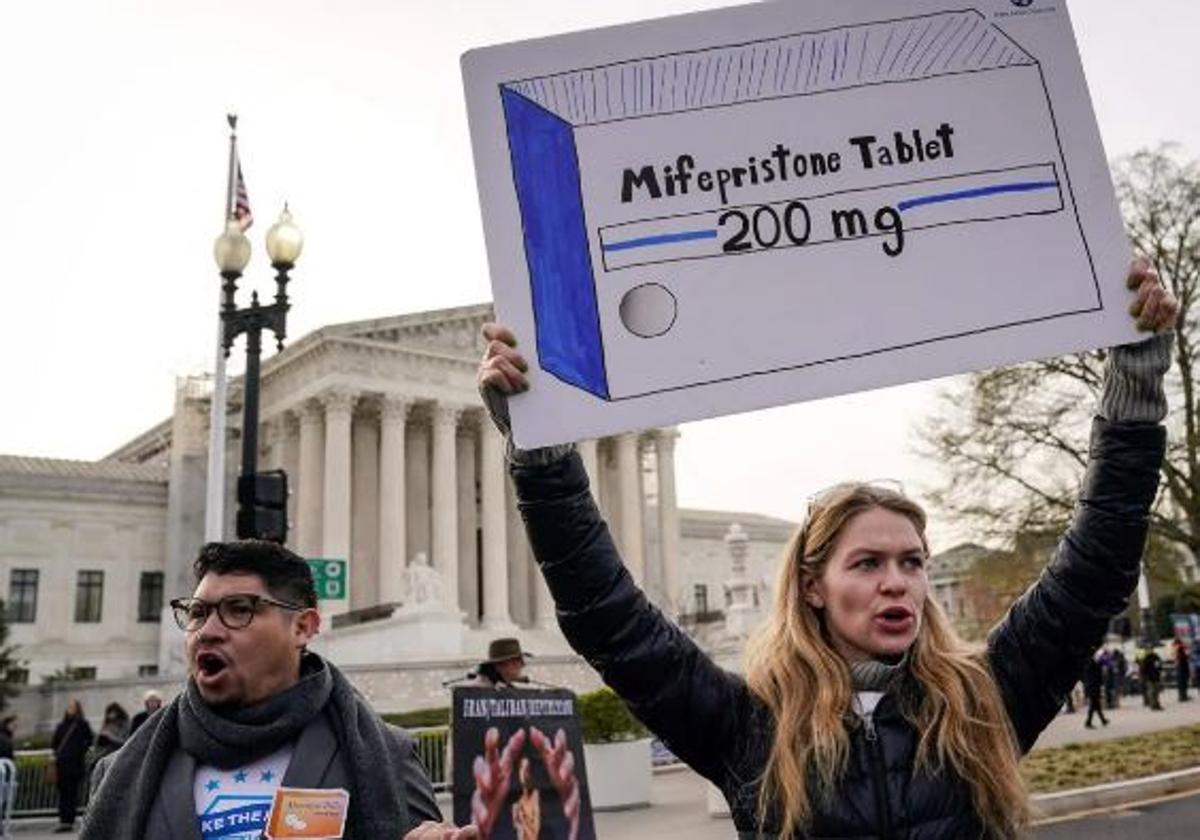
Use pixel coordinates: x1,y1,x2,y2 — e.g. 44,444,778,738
512,451,752,785
986,418,1165,752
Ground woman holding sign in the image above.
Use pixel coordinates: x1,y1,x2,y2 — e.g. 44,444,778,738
476,260,1177,839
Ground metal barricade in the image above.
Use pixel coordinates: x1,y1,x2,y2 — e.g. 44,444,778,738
408,726,450,792
8,750,78,820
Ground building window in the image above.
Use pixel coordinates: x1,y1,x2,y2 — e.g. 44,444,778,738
69,666,97,681
74,571,104,623
138,572,164,622
694,584,709,615
8,569,38,623
138,664,159,677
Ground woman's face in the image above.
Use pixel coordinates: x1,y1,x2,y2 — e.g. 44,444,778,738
66,700,80,717
803,506,928,663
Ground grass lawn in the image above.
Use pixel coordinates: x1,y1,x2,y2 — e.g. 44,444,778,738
1023,724,1200,793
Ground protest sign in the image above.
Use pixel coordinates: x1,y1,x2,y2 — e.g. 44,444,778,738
451,686,596,840
462,0,1136,448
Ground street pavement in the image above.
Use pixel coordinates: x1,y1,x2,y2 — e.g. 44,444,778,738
11,692,1200,838
1034,789,1200,838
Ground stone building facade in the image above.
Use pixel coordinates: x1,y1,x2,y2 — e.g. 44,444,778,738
0,457,168,683
2,304,694,683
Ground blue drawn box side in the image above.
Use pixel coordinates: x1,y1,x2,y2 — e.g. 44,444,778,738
500,87,609,400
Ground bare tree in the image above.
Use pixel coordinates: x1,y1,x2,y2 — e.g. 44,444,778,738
919,146,1200,585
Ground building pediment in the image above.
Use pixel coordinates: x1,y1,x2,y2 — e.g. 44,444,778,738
323,303,495,361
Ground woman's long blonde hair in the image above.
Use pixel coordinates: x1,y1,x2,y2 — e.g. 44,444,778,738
743,484,1031,839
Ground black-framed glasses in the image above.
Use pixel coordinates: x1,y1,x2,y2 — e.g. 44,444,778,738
169,594,305,632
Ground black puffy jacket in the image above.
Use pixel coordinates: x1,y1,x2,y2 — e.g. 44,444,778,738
512,418,1164,839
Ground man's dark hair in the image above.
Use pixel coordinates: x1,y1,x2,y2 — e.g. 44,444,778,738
193,540,317,608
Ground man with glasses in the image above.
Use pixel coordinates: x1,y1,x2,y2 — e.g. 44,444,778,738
82,540,472,840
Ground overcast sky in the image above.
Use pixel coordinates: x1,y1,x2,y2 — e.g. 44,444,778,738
1,0,1196,549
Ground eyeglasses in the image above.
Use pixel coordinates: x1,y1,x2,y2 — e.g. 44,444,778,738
169,594,305,632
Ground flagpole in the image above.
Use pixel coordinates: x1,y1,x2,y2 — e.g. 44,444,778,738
205,114,239,542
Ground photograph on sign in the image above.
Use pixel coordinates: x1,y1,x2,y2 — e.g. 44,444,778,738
462,0,1136,448
451,687,596,840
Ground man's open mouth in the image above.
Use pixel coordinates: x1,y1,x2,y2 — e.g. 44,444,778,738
196,651,228,678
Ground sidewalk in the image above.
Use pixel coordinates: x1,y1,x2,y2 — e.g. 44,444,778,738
1033,690,1200,749
11,693,1200,838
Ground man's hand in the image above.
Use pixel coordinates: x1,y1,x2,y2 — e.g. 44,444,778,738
1127,257,1179,333
470,726,527,839
403,821,480,839
529,726,581,840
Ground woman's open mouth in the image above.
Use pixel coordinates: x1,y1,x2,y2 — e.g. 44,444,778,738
874,607,915,634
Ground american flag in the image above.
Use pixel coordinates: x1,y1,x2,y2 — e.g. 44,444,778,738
234,161,253,231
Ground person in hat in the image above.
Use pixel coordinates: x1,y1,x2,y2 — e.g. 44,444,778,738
475,638,531,688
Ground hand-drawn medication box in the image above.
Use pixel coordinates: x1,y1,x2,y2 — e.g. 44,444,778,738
496,10,1098,401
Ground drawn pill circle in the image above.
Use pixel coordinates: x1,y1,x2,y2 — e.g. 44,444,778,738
619,282,677,338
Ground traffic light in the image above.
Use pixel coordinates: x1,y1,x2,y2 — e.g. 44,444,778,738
237,469,289,543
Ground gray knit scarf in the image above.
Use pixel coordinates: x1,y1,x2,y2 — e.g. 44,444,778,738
80,653,408,840
849,654,908,692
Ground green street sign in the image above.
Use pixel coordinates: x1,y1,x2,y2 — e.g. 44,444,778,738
308,558,348,601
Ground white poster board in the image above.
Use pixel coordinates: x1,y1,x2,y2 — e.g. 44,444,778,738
462,0,1135,448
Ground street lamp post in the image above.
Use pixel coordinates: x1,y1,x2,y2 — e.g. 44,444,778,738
212,206,304,541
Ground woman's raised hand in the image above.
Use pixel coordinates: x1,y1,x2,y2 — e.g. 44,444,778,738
1126,257,1179,334
478,323,530,395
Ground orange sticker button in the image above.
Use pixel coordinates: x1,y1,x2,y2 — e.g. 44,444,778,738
264,787,350,839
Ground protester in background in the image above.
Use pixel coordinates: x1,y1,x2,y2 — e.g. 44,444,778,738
477,260,1178,839
0,716,15,760
128,690,162,735
474,638,532,688
1173,638,1191,701
0,716,15,830
1140,647,1165,710
1083,652,1109,729
1107,647,1127,708
83,539,446,840
1192,643,1200,697
51,699,93,833
93,702,130,762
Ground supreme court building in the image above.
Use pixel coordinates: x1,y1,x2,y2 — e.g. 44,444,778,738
2,303,724,682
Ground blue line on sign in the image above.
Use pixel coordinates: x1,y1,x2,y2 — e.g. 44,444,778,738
897,180,1058,212
602,229,718,252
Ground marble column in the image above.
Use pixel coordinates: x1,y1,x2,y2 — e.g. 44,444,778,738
456,425,479,621
377,396,409,604
350,403,380,610
656,429,682,614
259,417,281,470
279,412,301,551
578,439,600,503
479,422,512,630
321,390,355,566
431,404,461,613
505,480,530,624
615,432,645,584
405,419,431,567
531,552,555,628
297,401,324,558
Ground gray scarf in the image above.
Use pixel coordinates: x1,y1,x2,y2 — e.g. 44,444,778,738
81,653,409,840
849,654,907,692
